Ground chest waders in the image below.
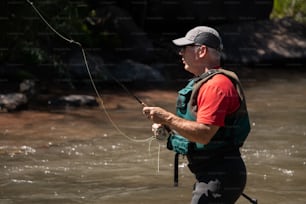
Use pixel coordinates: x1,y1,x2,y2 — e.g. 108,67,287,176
167,69,251,155
168,69,256,203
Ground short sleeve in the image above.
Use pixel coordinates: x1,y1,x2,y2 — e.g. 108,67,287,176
196,75,240,126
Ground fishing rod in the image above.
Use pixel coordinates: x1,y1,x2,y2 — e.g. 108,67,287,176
100,66,147,107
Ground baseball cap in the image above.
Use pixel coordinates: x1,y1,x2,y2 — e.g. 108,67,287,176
172,26,223,51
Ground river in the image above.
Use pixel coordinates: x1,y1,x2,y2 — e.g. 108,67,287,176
0,69,306,204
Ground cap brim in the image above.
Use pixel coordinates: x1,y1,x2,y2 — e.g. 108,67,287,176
172,37,194,46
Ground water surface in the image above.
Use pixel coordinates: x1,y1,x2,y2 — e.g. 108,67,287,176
1,70,306,204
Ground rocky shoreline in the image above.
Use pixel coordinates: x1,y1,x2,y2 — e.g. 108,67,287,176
2,17,306,112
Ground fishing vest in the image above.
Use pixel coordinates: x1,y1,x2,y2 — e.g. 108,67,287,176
167,69,251,155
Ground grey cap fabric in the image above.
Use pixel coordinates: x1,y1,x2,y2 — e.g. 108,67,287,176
172,26,223,51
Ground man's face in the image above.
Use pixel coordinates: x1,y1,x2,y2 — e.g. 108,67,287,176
179,45,203,75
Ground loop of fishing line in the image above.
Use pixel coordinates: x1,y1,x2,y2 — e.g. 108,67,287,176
26,0,164,172
25,0,155,144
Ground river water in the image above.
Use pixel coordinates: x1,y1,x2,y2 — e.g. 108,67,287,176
0,69,306,204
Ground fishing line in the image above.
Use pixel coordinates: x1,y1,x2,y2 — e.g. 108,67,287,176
25,0,153,145
148,138,163,172
26,0,167,174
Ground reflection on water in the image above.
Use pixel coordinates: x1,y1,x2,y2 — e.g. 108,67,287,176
1,70,306,204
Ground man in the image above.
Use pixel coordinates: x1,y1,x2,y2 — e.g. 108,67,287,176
143,26,251,203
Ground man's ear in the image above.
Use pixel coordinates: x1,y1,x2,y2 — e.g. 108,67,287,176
198,45,207,58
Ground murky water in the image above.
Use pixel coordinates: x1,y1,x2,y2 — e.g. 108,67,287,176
1,70,306,204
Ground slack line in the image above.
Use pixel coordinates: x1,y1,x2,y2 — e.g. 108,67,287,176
25,0,166,174
25,0,151,142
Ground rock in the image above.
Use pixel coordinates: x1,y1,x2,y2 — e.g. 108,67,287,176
68,51,165,82
19,79,36,96
111,59,165,82
48,94,99,107
0,93,28,112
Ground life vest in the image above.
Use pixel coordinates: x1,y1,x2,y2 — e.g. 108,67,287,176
167,69,251,155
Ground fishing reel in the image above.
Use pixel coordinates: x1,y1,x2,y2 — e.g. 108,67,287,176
152,123,171,142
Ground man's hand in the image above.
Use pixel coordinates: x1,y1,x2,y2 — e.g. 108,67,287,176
152,123,170,142
143,106,173,124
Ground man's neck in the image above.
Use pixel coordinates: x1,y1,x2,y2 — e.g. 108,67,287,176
203,65,221,74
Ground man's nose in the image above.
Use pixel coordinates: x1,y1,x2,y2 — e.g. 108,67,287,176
179,47,185,55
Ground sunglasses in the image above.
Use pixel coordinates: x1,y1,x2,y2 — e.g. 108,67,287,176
178,44,202,53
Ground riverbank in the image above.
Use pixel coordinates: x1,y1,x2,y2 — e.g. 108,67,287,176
1,66,305,112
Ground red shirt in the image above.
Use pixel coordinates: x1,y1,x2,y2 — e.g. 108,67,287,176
196,74,240,127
